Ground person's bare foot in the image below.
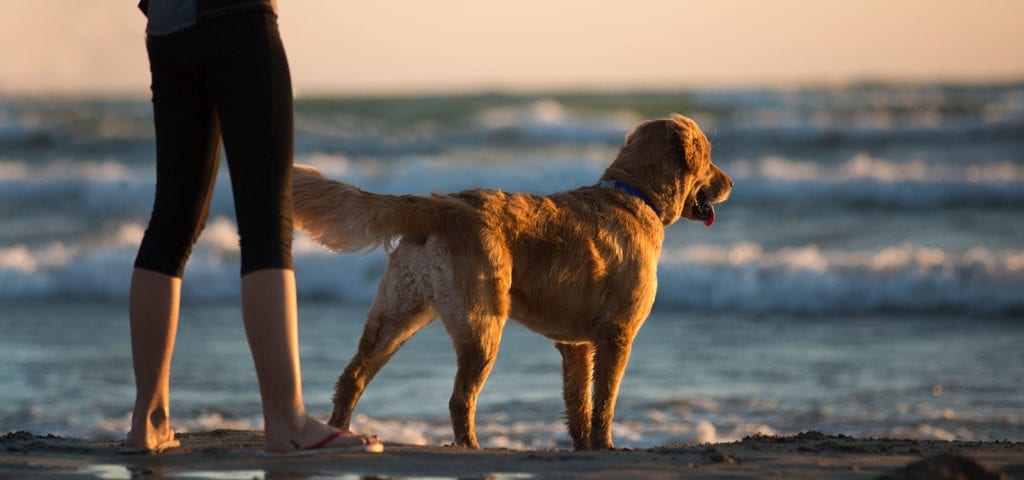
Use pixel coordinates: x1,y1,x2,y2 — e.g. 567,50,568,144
122,425,180,454
263,414,381,454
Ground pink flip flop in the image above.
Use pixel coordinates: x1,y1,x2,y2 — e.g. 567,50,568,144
258,431,384,457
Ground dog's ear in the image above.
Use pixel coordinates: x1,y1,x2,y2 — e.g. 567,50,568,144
668,114,708,173
615,116,693,180
623,124,640,145
623,117,672,148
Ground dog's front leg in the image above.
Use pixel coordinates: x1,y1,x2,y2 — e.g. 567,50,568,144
447,322,503,448
590,335,633,450
555,342,594,450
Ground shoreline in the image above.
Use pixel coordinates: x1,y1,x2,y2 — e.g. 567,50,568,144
2,430,1021,479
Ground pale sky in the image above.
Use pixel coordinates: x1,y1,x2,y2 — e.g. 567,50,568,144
1,0,1022,96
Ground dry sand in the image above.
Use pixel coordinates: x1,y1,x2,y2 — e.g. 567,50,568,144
1,430,1022,479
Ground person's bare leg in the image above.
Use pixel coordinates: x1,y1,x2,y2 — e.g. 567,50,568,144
241,268,380,452
125,268,182,451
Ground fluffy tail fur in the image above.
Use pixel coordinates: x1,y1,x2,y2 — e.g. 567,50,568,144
291,164,447,252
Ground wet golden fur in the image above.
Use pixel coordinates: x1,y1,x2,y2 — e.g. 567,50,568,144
292,114,732,450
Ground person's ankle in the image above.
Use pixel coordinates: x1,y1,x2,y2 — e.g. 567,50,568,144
263,412,313,451
126,408,174,447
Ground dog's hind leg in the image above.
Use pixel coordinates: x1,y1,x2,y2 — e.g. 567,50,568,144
443,313,505,448
328,263,436,429
556,341,594,450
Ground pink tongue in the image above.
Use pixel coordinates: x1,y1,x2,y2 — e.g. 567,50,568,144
703,203,716,228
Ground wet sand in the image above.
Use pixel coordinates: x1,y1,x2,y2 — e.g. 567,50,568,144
2,430,1022,479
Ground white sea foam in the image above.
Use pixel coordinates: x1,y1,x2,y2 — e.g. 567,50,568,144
729,154,1024,184
2,152,1022,240
657,242,1024,314
47,409,759,448
59,148,1024,188
29,400,1011,446
3,219,1021,316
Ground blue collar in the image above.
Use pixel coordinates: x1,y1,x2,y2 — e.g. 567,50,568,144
598,180,660,217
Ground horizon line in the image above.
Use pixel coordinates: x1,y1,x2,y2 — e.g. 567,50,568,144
3,74,1024,100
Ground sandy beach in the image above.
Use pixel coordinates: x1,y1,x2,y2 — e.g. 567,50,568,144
1,430,1021,479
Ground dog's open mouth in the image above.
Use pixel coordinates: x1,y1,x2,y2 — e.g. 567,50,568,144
694,189,716,228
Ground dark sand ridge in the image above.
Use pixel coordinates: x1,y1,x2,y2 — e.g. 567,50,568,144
2,430,1022,479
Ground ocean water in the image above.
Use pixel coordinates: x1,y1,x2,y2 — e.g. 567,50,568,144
1,83,1022,448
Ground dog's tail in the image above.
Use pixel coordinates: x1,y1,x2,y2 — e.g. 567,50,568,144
291,164,448,252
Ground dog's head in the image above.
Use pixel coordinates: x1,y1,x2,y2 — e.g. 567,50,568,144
601,114,732,227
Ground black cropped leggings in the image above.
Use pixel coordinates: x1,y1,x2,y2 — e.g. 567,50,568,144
135,11,293,277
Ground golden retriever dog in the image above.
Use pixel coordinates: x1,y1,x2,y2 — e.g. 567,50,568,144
291,114,732,450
